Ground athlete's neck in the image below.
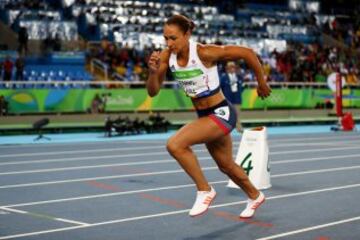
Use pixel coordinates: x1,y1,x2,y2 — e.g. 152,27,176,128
177,41,190,67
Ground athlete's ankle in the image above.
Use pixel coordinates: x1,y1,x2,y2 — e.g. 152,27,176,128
197,185,211,192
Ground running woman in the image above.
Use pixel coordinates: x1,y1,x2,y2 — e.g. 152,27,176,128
146,14,271,218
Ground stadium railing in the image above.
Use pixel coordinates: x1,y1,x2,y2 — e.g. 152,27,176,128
90,58,109,80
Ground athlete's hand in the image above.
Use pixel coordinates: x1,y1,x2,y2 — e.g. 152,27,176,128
257,82,271,99
148,51,161,74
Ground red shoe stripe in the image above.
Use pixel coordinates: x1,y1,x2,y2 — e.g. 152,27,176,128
251,198,265,210
190,193,217,217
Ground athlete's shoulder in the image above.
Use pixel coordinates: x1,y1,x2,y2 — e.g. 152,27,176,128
197,43,224,63
197,43,222,53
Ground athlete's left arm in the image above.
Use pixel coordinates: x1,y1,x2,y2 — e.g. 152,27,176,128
200,45,271,99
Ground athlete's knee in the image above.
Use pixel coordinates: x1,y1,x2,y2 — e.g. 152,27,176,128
166,137,187,156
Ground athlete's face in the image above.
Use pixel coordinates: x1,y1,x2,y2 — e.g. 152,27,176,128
163,24,190,54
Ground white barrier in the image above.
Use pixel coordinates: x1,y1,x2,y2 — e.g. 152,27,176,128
227,126,271,190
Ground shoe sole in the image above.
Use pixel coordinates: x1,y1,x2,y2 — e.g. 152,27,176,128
189,193,217,218
239,197,265,219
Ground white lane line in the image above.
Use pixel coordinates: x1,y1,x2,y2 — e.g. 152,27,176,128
1,133,359,150
1,163,360,190
2,164,360,206
272,153,360,165
0,141,116,149
0,145,168,158
0,207,89,226
0,149,207,166
1,143,359,167
271,165,360,178
0,157,211,176
3,181,226,208
0,168,214,189
256,216,360,240
54,218,90,226
1,151,360,176
1,137,359,159
2,135,360,158
0,207,27,214
1,182,360,240
270,135,360,143
270,145,360,155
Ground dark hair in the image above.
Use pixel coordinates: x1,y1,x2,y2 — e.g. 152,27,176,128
165,14,195,34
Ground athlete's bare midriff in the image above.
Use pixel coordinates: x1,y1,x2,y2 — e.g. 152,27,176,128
191,91,226,110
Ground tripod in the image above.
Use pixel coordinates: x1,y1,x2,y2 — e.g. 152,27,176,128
32,118,50,141
33,130,51,141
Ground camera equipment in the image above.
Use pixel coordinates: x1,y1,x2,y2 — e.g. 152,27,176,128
33,118,51,141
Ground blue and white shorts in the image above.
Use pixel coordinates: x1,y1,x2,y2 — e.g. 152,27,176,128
196,99,237,134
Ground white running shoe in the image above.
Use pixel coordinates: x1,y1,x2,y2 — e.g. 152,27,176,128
189,186,216,217
240,191,265,219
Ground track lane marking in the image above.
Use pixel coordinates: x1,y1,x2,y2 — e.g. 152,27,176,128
256,216,360,240
2,164,360,207
0,143,359,167
1,133,359,150
1,137,359,159
1,152,360,176
1,163,360,190
0,207,89,226
1,183,360,240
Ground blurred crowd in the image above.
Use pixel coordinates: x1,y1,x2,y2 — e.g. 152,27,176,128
261,43,359,84
89,37,359,86
323,16,360,50
89,37,151,82
1,0,359,86
2,33,359,86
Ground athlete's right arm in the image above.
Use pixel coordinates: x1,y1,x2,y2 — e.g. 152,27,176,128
146,50,170,97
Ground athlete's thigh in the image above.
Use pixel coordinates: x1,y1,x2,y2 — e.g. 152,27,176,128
205,134,233,165
169,116,225,147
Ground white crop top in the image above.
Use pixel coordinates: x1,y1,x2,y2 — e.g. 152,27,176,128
169,40,220,98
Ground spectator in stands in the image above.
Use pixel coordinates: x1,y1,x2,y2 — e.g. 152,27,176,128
41,36,53,57
15,56,25,81
146,14,271,219
346,68,359,85
133,61,144,82
96,37,109,61
114,61,127,77
243,69,255,82
0,95,8,116
91,94,104,113
53,34,62,51
107,43,118,70
314,69,327,83
3,56,13,81
119,46,130,65
220,61,243,131
263,60,271,81
17,26,29,56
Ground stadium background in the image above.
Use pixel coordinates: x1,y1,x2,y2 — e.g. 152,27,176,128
0,0,359,133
